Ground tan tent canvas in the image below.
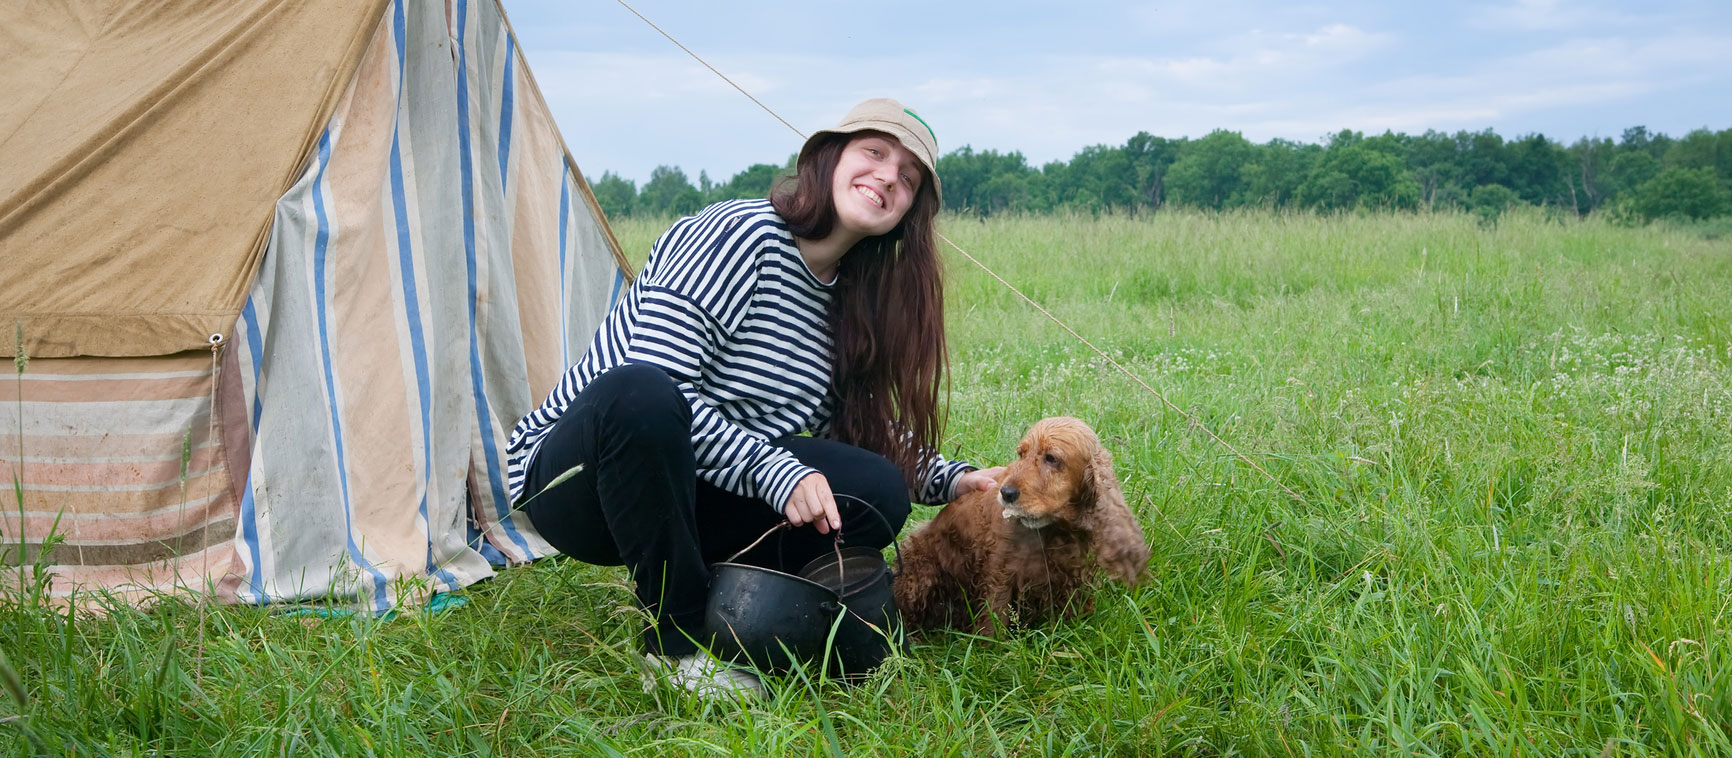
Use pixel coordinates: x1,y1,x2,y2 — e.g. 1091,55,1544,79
0,0,631,610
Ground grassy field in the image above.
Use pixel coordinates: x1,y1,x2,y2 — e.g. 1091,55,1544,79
4,210,1731,755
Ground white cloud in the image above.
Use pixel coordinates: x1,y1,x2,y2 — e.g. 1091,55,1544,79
533,51,780,103
1299,23,1378,49
1082,23,1392,94
912,77,1012,104
1467,0,1642,31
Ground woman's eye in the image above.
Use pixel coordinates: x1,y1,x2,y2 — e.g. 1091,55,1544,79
866,147,882,157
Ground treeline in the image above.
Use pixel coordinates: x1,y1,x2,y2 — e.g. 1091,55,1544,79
590,125,1732,223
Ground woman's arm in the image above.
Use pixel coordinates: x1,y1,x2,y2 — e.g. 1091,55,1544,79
624,211,819,514
811,398,997,505
914,449,995,505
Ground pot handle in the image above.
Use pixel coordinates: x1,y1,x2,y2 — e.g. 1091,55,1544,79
721,521,791,564
719,495,905,568
832,494,904,572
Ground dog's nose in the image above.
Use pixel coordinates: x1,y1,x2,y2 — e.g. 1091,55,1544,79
999,483,1020,504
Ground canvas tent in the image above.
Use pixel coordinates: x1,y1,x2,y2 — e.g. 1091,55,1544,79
0,0,630,612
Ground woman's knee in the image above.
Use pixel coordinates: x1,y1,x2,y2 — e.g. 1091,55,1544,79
842,452,911,542
586,364,689,440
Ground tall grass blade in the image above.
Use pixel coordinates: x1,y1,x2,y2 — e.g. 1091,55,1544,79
0,645,26,711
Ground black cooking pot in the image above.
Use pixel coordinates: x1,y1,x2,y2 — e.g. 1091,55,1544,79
798,545,904,680
703,560,840,672
702,501,905,678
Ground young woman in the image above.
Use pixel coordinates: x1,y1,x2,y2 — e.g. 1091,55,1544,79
505,99,1001,698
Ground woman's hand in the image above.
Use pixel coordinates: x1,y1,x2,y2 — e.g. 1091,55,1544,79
954,466,1006,499
784,472,841,534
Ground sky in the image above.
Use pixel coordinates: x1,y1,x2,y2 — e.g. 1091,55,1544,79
503,0,1732,186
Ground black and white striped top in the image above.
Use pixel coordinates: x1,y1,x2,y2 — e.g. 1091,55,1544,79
507,199,973,510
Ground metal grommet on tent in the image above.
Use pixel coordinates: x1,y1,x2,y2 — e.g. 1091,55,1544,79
208,333,225,346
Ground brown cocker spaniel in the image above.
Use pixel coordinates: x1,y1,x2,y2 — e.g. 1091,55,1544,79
893,417,1149,636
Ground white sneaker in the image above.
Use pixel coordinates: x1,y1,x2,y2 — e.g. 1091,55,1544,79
641,652,767,700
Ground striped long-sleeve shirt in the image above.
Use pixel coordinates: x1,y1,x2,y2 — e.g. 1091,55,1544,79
506,199,974,511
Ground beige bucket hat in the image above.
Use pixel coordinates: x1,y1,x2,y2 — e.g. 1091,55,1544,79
799,98,942,203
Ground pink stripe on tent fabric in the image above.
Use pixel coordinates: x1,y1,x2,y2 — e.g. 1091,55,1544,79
502,55,567,402
1,432,212,460
294,17,397,610
14,445,225,489
0,508,230,550
4,483,226,517
13,373,211,403
7,494,222,539
0,352,243,603
18,355,220,376
216,331,253,518
453,0,550,567
26,542,246,603
318,20,436,582
379,0,466,596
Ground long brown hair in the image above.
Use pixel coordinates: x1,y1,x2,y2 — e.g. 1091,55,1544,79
771,132,947,489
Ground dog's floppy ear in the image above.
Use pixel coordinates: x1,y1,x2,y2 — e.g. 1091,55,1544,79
1081,444,1150,586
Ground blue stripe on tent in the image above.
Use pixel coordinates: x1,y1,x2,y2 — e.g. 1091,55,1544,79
497,34,515,187
610,267,626,306
237,487,266,604
241,300,264,432
455,0,533,558
558,171,570,367
389,0,458,591
311,128,393,610
238,300,266,602
466,518,508,566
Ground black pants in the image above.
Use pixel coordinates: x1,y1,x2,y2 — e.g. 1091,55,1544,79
519,363,911,656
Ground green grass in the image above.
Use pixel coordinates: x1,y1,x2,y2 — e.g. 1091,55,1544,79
5,209,1731,755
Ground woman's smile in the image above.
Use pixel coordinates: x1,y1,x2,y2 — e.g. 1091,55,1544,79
854,184,886,208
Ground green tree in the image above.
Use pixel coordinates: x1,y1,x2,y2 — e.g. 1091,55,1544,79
590,171,636,219
1028,160,1072,213
976,172,1032,215
1621,125,1674,162
1166,130,1253,209
1405,130,1468,209
1502,133,1571,208
937,147,1035,214
1628,167,1732,221
1122,131,1182,209
1566,137,1618,214
1456,129,1510,190
1717,128,1732,185
1665,128,1732,189
1297,132,1420,211
1609,151,1660,196
1235,139,1319,208
1063,144,1144,211
637,165,702,217
707,163,784,203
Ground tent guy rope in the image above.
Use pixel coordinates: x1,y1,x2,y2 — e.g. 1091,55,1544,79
612,0,1304,503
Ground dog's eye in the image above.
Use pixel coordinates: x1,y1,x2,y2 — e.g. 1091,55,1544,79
1043,452,1059,467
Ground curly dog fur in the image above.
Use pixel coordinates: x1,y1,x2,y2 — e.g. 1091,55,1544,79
893,417,1149,636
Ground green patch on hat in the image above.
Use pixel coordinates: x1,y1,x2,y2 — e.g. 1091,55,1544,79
903,108,936,144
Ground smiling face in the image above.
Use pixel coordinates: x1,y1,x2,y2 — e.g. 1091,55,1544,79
829,132,926,240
